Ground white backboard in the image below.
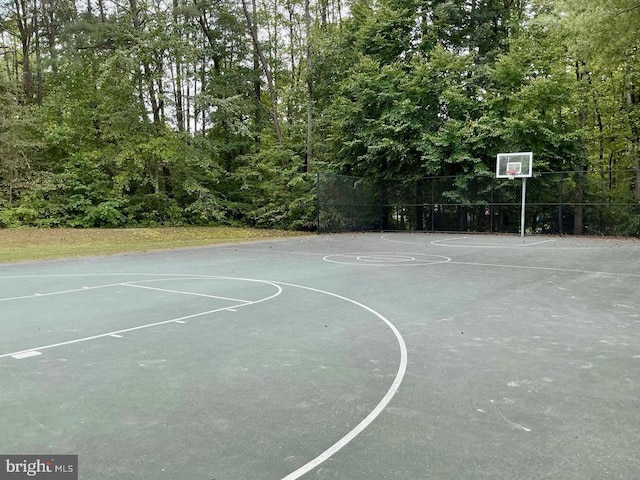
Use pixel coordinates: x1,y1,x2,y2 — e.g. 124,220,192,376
496,152,533,178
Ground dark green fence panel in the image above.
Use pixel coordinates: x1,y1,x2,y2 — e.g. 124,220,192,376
317,171,640,236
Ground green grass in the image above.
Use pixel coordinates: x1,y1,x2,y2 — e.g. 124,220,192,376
0,227,311,264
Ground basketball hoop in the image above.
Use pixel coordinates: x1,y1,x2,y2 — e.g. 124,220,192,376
496,152,533,237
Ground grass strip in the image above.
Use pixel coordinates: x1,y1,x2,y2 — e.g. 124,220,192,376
0,227,310,264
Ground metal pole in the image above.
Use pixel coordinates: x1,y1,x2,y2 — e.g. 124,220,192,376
490,183,494,232
431,178,435,231
558,176,563,236
520,177,527,237
316,172,321,234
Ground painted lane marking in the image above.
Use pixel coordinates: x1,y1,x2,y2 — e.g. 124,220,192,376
0,280,282,360
1,309,228,360
379,235,640,277
521,239,555,247
377,235,464,247
430,236,470,244
11,351,42,359
0,282,127,302
0,277,250,303
429,236,550,248
121,283,252,303
381,234,633,250
449,261,640,278
110,334,123,338
174,320,186,324
0,272,407,480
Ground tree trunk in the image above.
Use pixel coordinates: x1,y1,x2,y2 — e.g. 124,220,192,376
626,81,640,201
574,61,587,235
129,0,161,125
241,0,283,144
305,0,312,172
171,0,185,131
34,0,42,106
13,0,35,103
251,0,262,137
97,0,106,22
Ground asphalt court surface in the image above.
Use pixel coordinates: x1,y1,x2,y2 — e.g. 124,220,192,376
1,233,639,479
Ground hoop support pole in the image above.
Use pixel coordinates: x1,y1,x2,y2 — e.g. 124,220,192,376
520,177,527,237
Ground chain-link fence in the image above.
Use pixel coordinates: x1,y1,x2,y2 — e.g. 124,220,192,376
317,171,640,236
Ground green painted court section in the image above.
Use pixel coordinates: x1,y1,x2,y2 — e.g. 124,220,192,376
1,233,639,479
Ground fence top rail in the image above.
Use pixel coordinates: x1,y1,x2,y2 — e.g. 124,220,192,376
323,202,640,207
320,169,638,180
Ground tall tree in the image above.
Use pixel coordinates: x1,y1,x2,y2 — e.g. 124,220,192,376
241,0,283,143
559,0,640,233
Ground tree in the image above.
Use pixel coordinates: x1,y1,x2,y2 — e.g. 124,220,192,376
558,0,640,234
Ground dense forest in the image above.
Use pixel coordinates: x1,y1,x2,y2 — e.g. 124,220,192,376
0,0,638,231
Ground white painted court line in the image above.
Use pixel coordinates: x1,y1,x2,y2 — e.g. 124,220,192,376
0,275,269,303
1,272,407,480
0,280,282,360
429,237,546,248
1,310,223,360
449,261,640,278
0,283,123,302
218,246,325,257
380,234,470,248
11,351,42,359
430,236,470,244
382,233,632,250
121,283,252,303
278,281,407,480
323,252,450,267
380,233,522,248
520,239,555,247
0,277,252,303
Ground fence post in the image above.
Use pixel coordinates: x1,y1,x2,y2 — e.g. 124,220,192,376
416,179,424,231
431,178,436,231
316,172,321,234
378,179,383,231
558,175,563,236
490,182,495,232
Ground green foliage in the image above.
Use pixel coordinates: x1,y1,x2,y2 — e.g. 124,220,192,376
234,144,316,230
81,200,127,227
0,206,41,228
0,0,637,234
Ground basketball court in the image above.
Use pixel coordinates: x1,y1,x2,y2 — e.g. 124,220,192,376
1,232,639,479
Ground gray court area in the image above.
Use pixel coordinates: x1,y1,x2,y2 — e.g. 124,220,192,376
1,233,639,479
